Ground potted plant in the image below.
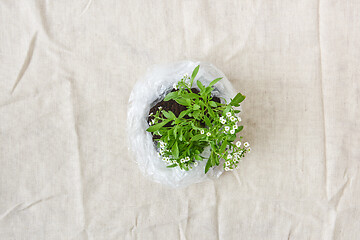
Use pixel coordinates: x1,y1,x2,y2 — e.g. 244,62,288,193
127,61,250,187
147,65,250,173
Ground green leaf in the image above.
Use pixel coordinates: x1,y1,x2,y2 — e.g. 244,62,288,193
179,109,190,118
209,101,217,107
206,105,215,118
205,157,212,173
220,140,228,153
204,115,211,127
193,104,200,110
179,129,183,141
172,142,179,158
182,93,199,99
209,77,222,87
193,110,201,119
195,155,202,160
167,164,178,168
175,98,189,106
230,93,246,106
237,126,244,132
173,125,179,138
191,134,204,141
190,65,200,87
146,120,170,132
204,86,214,95
227,134,236,142
196,80,205,91
164,91,178,101
162,110,176,120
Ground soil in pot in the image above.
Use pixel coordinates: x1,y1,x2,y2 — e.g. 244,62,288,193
147,88,220,140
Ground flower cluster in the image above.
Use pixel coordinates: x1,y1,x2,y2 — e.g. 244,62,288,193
222,141,251,171
157,140,199,170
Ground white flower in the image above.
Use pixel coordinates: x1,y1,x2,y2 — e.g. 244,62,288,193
162,157,166,161
149,112,153,116
225,167,230,171
237,117,242,122
220,116,224,121
185,156,190,161
247,147,251,152
194,162,198,167
200,129,205,134
230,116,236,122
149,122,152,126
152,119,155,124
221,119,226,124
226,112,232,117
227,154,232,159
244,142,250,148
173,160,177,164
158,106,162,110
225,161,230,166
230,129,235,134
206,132,211,136
233,125,238,130
180,159,185,163
157,152,161,157
173,83,177,90
236,141,241,147
224,126,230,132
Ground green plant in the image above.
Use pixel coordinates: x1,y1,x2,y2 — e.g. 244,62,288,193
146,65,250,173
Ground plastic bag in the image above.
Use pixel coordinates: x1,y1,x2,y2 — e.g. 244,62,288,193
127,61,238,188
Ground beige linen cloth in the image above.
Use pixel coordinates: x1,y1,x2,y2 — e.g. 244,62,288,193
0,0,359,239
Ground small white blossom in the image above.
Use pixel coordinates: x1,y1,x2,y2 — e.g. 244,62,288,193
180,159,185,163
200,129,205,134
237,117,242,122
227,154,232,159
158,106,162,110
226,112,232,117
225,161,230,166
233,125,238,130
149,122,152,126
230,129,235,134
244,142,250,148
220,116,224,121
225,167,230,171
173,83,177,90
206,132,211,136
221,119,226,124
149,112,153,116
236,141,241,147
224,126,230,132
194,162,198,167
185,156,190,161
230,116,236,122
247,147,251,152
152,119,155,124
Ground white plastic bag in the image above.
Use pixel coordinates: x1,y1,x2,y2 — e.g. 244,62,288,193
127,61,237,188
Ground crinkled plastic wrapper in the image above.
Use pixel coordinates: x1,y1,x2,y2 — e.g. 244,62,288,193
127,61,238,188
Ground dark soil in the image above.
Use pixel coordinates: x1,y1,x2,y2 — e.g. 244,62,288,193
147,88,220,140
